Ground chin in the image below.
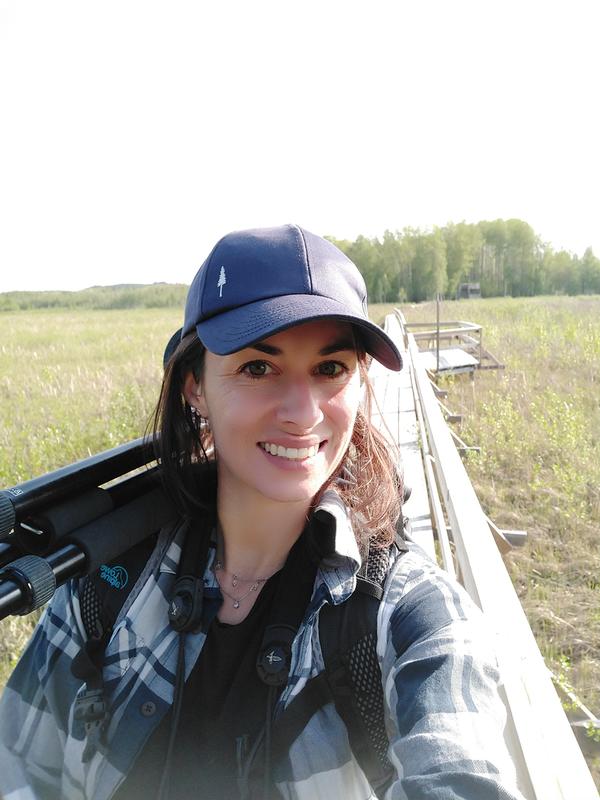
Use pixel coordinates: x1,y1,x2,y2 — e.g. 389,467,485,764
254,480,323,506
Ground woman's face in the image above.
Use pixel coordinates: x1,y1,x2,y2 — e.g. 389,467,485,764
186,320,362,508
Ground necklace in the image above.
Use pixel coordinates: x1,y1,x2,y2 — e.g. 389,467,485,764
214,559,268,609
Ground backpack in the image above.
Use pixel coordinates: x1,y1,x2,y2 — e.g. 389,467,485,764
72,518,407,796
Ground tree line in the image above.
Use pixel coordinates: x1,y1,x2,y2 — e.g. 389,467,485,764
0,283,188,312
328,219,600,303
2,220,599,311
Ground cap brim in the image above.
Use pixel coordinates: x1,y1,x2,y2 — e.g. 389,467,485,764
163,328,184,369
195,294,403,371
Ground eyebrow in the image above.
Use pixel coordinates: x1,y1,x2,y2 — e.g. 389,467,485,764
249,337,356,357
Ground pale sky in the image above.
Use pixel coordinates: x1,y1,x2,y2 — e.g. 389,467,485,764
1,0,598,292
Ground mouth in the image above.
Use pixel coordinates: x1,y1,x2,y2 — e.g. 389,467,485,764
259,441,325,461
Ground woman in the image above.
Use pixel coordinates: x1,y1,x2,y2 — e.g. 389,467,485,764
0,225,524,800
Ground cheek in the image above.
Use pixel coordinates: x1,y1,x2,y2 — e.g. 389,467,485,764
329,383,361,439
203,383,269,440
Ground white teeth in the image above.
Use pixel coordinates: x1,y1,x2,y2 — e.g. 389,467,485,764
261,442,319,460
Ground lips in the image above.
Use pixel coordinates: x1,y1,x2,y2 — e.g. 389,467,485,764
259,442,321,460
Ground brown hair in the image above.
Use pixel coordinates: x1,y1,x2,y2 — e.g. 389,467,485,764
151,333,213,516
151,332,402,552
333,359,403,553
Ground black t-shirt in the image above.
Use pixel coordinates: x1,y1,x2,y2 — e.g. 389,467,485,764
113,569,283,800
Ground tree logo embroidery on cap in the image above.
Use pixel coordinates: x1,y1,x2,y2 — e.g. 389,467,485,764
217,266,227,297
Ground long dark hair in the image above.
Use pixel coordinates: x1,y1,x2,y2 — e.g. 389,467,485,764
151,332,402,551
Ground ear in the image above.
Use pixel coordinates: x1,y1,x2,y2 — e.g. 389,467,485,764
183,371,209,418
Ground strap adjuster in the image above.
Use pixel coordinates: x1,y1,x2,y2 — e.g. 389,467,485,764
74,688,110,762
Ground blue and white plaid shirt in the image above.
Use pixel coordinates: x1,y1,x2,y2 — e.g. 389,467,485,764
0,491,525,799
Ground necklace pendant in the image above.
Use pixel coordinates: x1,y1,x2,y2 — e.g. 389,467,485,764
233,599,240,609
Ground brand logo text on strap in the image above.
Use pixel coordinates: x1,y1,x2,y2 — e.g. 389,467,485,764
99,564,129,590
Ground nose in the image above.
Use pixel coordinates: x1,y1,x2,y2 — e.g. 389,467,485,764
276,377,324,430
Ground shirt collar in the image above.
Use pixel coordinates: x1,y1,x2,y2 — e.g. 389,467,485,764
311,489,361,604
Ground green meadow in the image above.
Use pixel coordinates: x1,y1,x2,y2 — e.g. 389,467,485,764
0,308,181,485
1,296,599,782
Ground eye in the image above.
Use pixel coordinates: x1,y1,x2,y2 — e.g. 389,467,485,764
317,361,347,378
240,360,273,378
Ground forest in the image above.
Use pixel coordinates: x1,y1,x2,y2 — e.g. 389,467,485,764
328,219,600,303
1,219,599,311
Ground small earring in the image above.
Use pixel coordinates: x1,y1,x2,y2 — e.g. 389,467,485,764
190,405,210,433
189,405,201,425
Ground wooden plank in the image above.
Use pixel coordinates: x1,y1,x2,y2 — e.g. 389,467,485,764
419,348,480,372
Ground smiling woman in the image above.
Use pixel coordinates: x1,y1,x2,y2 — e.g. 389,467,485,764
186,322,361,508
0,225,526,800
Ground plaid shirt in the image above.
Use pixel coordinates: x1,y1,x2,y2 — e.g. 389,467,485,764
0,490,525,800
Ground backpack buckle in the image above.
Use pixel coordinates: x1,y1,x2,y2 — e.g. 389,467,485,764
256,624,295,687
74,688,110,762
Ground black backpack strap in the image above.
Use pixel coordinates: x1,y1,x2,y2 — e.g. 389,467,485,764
319,579,393,793
71,515,214,762
78,530,160,643
168,513,215,633
272,540,407,795
256,529,318,687
71,530,160,761
231,528,320,798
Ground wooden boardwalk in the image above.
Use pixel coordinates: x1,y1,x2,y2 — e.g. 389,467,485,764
368,312,599,800
369,316,436,560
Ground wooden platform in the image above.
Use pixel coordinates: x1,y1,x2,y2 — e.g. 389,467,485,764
406,320,504,375
419,347,479,373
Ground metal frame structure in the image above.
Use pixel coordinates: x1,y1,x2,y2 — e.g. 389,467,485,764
405,319,504,375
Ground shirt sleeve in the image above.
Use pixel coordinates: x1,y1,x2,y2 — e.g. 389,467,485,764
379,548,527,800
0,581,85,800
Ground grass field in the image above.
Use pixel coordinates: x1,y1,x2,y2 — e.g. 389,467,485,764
1,297,599,781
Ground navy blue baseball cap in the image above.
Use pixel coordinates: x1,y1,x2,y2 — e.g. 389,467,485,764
181,224,402,371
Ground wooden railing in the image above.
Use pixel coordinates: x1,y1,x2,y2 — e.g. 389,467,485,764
369,312,599,800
